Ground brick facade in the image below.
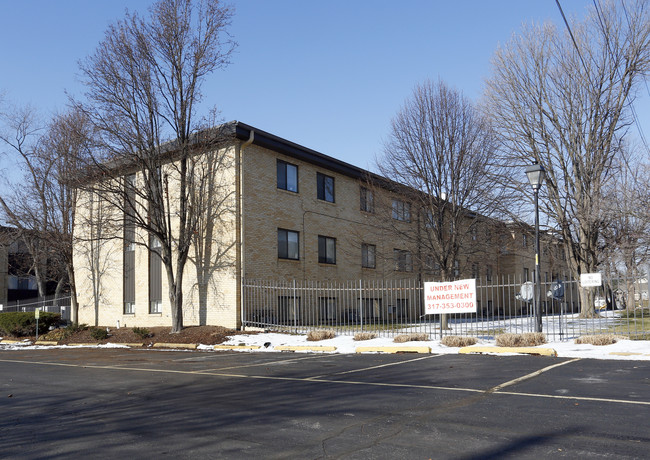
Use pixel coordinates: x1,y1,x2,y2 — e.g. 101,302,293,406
73,121,568,328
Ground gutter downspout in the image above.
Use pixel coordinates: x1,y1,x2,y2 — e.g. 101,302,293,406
237,129,254,330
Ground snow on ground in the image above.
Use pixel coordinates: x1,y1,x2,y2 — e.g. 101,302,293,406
2,332,647,361
1,311,648,360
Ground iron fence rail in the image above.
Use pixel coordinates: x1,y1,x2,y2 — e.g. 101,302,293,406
1,296,72,321
243,276,648,341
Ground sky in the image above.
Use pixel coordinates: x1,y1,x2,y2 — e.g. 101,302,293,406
0,0,646,181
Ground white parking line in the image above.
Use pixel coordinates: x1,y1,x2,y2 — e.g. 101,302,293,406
488,358,582,392
306,354,442,379
2,357,648,407
196,354,331,372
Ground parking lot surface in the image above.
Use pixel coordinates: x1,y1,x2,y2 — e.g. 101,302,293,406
1,348,648,459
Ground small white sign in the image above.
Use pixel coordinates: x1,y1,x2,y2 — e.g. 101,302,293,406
580,273,602,287
424,279,477,314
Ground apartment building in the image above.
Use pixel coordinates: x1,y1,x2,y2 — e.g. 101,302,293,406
73,121,567,328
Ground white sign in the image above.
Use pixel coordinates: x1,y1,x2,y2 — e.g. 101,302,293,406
580,273,602,287
424,279,477,315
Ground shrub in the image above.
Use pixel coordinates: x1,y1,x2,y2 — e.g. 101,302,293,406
67,323,89,333
441,336,477,347
132,327,153,339
0,312,61,337
574,335,623,346
496,332,546,347
90,328,109,341
353,332,377,341
307,330,336,341
393,333,429,343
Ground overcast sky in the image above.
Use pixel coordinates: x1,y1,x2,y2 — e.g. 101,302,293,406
1,0,646,183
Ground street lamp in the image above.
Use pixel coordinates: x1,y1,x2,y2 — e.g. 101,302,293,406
526,162,546,333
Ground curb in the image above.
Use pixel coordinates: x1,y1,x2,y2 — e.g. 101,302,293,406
608,352,647,356
274,345,337,352
152,343,198,350
213,345,261,350
458,346,557,357
355,346,431,354
1,339,31,344
35,341,59,346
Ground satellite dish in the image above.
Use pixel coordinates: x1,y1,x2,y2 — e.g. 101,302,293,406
520,281,534,302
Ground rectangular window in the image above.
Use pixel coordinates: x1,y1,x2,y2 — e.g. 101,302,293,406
317,172,335,202
360,186,374,213
278,296,301,325
425,210,435,228
394,249,412,272
123,174,136,313
524,267,530,282
523,234,528,248
318,297,337,323
149,235,162,314
471,263,479,279
392,199,410,222
361,243,376,269
318,235,336,264
277,160,298,192
454,260,460,278
486,265,493,281
278,229,300,260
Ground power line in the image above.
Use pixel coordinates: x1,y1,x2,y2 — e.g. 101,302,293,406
591,0,650,155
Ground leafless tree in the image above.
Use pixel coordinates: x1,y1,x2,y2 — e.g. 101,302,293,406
77,0,235,332
484,0,650,317
376,80,508,326
188,146,236,325
0,105,92,322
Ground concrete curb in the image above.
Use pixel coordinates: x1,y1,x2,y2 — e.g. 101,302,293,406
213,345,261,350
152,343,198,350
274,345,337,352
458,346,557,357
355,346,431,354
1,339,31,344
608,352,648,356
35,341,59,346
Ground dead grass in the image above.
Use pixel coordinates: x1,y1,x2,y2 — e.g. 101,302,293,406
441,336,478,347
495,332,546,347
574,335,623,346
393,332,429,343
307,330,336,341
353,332,377,341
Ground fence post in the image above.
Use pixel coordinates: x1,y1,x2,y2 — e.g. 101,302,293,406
292,279,297,333
359,280,363,332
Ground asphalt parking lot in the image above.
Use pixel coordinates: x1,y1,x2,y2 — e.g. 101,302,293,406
1,348,648,459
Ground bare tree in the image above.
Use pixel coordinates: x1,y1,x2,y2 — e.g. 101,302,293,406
189,146,236,325
376,80,507,326
0,105,91,323
484,0,650,317
378,80,506,277
77,0,235,332
0,105,51,298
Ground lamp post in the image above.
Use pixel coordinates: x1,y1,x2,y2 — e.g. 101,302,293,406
526,162,546,333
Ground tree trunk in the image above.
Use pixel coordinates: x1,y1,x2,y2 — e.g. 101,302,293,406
67,265,79,326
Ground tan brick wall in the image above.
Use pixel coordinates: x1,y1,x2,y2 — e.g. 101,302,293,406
74,148,239,329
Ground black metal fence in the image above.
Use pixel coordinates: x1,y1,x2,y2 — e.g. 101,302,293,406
1,295,72,321
243,275,648,341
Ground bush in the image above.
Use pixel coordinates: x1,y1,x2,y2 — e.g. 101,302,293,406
90,328,109,341
353,332,377,341
307,330,336,341
496,332,546,347
393,333,429,343
441,336,477,347
574,335,623,346
132,327,153,339
0,312,61,337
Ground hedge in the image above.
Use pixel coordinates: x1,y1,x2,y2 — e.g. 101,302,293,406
0,311,61,337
